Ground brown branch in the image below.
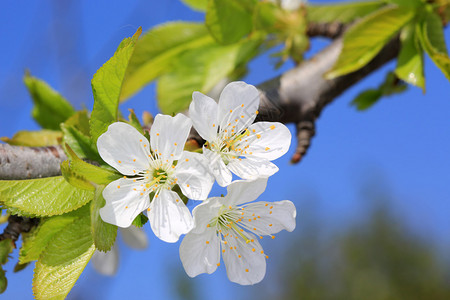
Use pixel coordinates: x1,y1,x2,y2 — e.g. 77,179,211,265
306,22,346,39
0,215,39,246
0,33,400,179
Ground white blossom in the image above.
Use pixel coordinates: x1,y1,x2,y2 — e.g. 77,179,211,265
189,81,291,186
97,114,214,243
179,179,296,285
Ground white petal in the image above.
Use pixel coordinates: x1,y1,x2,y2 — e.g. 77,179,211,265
119,227,148,249
203,148,232,187
245,122,291,161
241,200,297,235
189,92,219,141
179,228,220,277
190,197,222,234
227,157,279,180
217,81,260,134
100,178,150,228
97,122,150,175
222,231,266,285
150,113,192,161
223,178,268,206
175,151,214,200
91,245,119,276
148,189,193,243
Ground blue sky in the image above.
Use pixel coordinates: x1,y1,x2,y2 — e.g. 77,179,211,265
0,1,449,299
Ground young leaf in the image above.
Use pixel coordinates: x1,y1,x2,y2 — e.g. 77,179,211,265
90,28,142,143
132,213,148,228
157,37,261,115
91,186,118,252
126,109,144,134
0,240,13,265
395,24,425,89
181,0,208,11
19,205,90,264
120,22,212,101
351,72,407,110
383,0,423,8
62,145,121,189
306,1,383,23
326,6,415,79
24,73,75,130
0,177,93,217
206,0,255,44
33,215,95,300
416,10,450,81
0,130,62,147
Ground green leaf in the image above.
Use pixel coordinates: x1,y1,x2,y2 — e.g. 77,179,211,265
307,1,383,23
0,268,6,294
24,73,75,130
395,24,425,89
157,37,261,115
121,22,212,101
326,6,416,79
352,72,407,110
19,206,89,264
125,109,144,134
90,28,141,143
0,240,13,265
33,215,95,300
181,0,208,11
0,177,93,217
132,213,148,228
383,0,423,8
91,186,117,252
417,11,450,80
0,130,62,147
61,145,121,190
61,110,101,161
206,0,255,45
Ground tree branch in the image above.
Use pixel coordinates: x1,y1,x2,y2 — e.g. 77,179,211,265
0,33,400,180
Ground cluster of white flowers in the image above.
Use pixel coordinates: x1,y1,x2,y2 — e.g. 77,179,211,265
97,81,297,285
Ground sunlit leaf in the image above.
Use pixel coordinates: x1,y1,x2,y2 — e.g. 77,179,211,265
0,130,62,147
395,24,425,89
206,0,255,44
0,177,93,217
326,6,415,79
180,0,208,11
19,205,90,264
157,37,261,115
91,186,118,252
24,73,75,130
121,22,212,101
90,28,141,143
307,1,383,23
33,215,95,300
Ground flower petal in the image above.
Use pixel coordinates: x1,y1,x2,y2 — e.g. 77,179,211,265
179,228,221,278
222,231,266,285
203,148,232,187
97,122,150,175
175,151,214,200
223,178,268,206
91,245,119,276
227,156,278,180
245,122,291,161
100,178,150,228
241,200,297,235
120,227,148,249
189,92,219,141
150,113,192,161
148,189,193,243
190,197,222,234
217,81,260,134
